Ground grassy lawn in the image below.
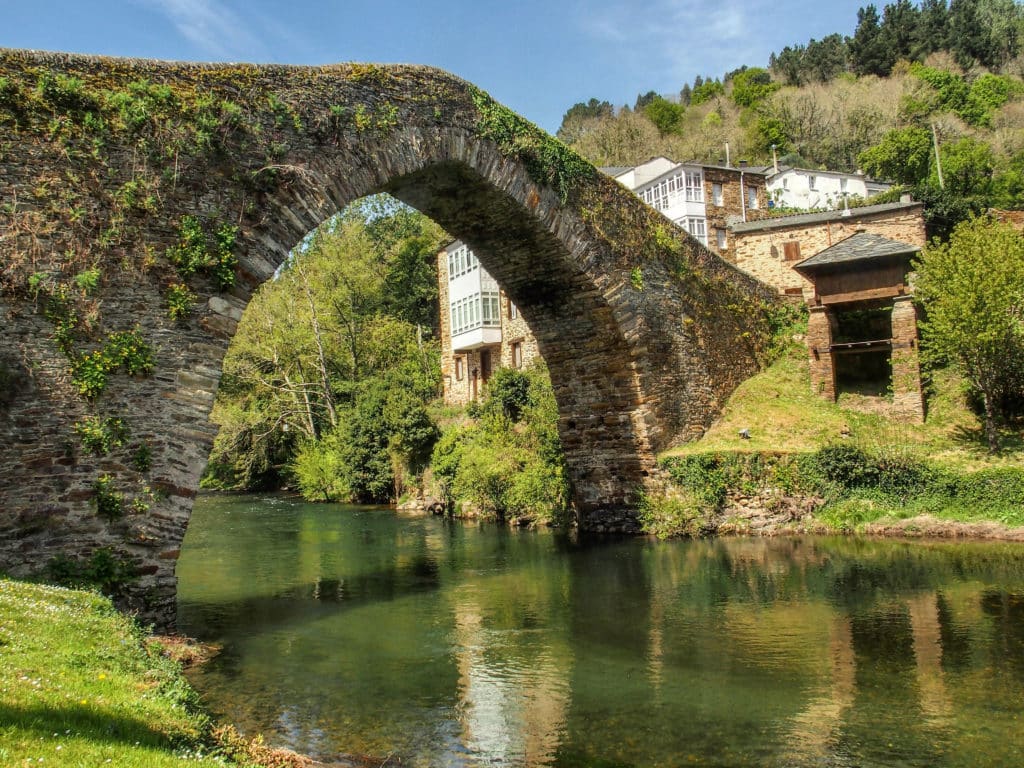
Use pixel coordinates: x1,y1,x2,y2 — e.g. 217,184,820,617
654,346,1024,536
0,579,260,768
665,346,1023,469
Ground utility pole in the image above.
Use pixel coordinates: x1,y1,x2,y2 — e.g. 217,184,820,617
931,122,944,190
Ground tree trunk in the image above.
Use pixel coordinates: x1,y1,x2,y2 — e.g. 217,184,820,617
981,388,1000,453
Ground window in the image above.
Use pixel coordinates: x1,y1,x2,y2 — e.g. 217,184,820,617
641,170,686,211
712,183,723,206
511,341,523,368
684,170,703,202
454,357,463,380
716,229,727,250
450,291,501,335
747,186,759,210
808,175,817,191
679,217,707,245
508,300,519,320
447,245,479,281
783,241,802,261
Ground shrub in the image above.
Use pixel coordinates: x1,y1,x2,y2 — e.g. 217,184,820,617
92,475,124,521
290,437,349,502
638,489,711,539
74,416,129,455
46,547,137,594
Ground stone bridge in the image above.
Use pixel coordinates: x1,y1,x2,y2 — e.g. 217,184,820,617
0,50,774,626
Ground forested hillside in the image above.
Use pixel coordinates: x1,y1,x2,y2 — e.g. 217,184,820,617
559,0,1024,235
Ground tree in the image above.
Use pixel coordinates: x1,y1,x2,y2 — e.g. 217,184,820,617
857,126,933,185
205,196,443,495
913,0,951,59
805,34,850,82
850,5,895,76
690,78,725,105
634,90,659,110
880,0,921,62
644,96,685,134
730,67,779,108
556,98,614,143
914,216,1024,450
771,45,807,86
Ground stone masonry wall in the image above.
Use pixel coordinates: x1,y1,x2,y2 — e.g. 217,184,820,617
730,204,927,297
0,50,776,627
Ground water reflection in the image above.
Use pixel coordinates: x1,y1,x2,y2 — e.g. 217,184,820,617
178,496,1024,767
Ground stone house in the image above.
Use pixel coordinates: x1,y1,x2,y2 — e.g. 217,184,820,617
727,200,926,300
728,200,927,418
604,157,770,259
438,240,540,405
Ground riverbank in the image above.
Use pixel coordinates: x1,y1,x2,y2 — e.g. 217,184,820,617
0,578,326,768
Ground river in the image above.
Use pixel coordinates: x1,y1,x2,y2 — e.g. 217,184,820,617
177,493,1024,767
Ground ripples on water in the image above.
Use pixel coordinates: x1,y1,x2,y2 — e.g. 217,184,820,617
177,494,1024,767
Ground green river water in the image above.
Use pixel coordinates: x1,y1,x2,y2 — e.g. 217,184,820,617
177,493,1024,767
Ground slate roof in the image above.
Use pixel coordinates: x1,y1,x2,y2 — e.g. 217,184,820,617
794,231,920,273
730,200,923,233
599,165,632,178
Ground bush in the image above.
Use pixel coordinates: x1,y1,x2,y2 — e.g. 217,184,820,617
638,490,711,539
290,436,349,502
46,548,137,595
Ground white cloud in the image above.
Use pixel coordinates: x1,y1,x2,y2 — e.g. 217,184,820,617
579,0,769,89
142,0,265,60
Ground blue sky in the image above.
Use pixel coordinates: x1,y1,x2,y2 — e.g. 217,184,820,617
6,0,867,134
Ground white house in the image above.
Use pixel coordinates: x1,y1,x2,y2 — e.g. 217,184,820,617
764,166,892,211
604,157,768,250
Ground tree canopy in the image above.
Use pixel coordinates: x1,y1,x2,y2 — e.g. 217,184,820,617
914,215,1024,450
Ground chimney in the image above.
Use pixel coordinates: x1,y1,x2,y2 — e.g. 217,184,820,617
738,159,749,168
900,193,912,203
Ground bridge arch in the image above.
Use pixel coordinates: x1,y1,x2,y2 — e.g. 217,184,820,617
0,51,772,625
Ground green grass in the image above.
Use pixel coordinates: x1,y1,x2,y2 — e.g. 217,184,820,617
657,345,1024,534
665,345,1022,470
0,579,233,767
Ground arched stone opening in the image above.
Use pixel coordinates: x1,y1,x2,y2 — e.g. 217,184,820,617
0,51,773,627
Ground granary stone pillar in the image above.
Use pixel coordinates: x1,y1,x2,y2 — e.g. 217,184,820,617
807,306,838,401
890,296,925,423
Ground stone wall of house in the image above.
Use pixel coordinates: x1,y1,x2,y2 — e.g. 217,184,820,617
0,49,776,627
703,167,769,260
730,203,926,297
438,248,542,405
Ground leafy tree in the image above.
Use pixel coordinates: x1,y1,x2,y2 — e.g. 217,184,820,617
205,196,443,495
556,98,614,143
730,67,779,108
910,182,988,239
913,0,951,59
634,90,659,110
857,125,933,184
691,78,725,105
805,34,851,82
914,216,1024,450
850,4,895,76
880,0,922,62
771,45,808,86
993,149,1024,208
431,363,569,524
934,136,996,196
644,96,685,134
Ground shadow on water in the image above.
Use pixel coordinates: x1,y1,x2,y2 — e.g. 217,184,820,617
179,553,443,637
